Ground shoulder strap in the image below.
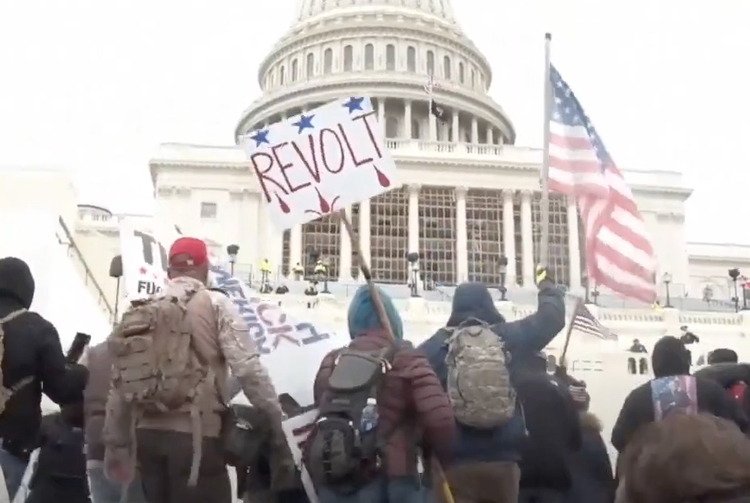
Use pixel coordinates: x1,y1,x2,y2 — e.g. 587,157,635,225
0,309,26,326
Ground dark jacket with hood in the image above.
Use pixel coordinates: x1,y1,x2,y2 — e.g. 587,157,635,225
0,257,89,455
566,412,615,503
611,336,748,454
417,279,566,465
313,285,456,479
516,370,581,491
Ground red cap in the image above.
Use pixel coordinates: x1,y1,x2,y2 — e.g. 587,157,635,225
169,237,208,267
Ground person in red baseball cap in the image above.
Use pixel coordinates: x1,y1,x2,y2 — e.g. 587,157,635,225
167,237,209,282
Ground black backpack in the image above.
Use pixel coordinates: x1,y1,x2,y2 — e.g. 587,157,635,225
305,344,399,492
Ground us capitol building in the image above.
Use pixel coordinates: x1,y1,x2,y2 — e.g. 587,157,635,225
69,0,748,321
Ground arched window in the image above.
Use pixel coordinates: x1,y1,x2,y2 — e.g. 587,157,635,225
279,65,285,84
306,53,314,78
386,44,395,70
407,46,416,72
324,48,333,73
471,69,475,88
458,62,464,83
291,59,298,81
364,44,374,70
385,116,399,138
411,119,420,139
443,55,451,79
426,50,434,74
343,45,353,71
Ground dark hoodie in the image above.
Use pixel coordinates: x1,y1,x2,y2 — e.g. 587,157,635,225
0,257,89,455
611,336,747,454
566,412,615,503
418,280,566,465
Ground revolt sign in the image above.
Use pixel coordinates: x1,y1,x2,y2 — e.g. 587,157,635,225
241,96,398,229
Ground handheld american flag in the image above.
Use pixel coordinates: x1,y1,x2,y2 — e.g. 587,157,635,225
570,301,618,341
546,66,656,303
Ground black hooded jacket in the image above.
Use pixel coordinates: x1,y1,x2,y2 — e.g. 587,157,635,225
0,257,89,454
611,336,747,454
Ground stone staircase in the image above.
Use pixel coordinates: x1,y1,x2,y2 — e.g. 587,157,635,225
54,216,114,322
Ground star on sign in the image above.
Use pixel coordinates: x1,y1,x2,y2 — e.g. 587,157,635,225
139,266,147,275
343,97,364,113
250,129,270,146
292,114,315,133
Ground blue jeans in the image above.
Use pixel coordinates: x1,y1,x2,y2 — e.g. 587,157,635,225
0,448,28,500
318,477,428,503
88,464,146,503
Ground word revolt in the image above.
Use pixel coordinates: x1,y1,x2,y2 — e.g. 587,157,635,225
250,110,390,215
210,266,329,354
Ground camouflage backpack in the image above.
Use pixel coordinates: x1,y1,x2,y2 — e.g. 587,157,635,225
0,309,34,415
108,286,212,486
444,319,516,428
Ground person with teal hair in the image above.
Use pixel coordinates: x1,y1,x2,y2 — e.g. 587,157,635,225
311,284,456,503
347,285,404,341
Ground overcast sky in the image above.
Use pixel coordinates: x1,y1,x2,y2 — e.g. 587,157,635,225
0,0,747,244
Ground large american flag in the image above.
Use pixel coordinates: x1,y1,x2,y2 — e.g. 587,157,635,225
571,301,618,341
547,66,657,303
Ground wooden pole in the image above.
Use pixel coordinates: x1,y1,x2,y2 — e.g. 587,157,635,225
336,209,455,503
559,297,581,369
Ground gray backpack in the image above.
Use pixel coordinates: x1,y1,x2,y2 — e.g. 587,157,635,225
444,319,516,428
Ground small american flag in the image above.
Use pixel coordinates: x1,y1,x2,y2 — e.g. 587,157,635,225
547,66,656,303
570,301,618,341
423,74,439,94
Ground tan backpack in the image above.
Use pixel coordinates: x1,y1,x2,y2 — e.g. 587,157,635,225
108,287,213,486
0,309,33,415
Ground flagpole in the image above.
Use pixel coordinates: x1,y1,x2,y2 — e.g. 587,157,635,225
559,296,581,369
539,33,553,268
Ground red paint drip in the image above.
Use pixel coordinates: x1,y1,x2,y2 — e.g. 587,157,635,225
275,193,291,213
373,165,390,187
315,187,331,213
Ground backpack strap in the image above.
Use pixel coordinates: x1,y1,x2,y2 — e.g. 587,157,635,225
0,309,34,397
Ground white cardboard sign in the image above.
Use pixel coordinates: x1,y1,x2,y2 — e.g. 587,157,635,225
241,96,398,229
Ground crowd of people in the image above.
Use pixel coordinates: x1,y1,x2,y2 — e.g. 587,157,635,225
0,237,749,503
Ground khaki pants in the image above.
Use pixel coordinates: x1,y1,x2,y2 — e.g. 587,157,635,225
445,461,520,503
136,429,231,503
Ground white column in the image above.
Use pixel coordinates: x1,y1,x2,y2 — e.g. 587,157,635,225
471,117,478,143
288,225,303,279
358,199,371,282
404,100,412,139
339,206,352,282
456,187,468,283
520,190,535,286
408,184,420,254
567,196,582,290
451,111,459,144
486,127,494,145
502,190,517,285
377,98,385,135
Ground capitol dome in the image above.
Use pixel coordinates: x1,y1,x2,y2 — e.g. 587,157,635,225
150,0,698,305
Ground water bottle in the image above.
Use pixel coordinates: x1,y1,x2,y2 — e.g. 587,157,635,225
360,398,379,433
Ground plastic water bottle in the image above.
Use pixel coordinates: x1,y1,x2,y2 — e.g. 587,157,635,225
360,398,379,433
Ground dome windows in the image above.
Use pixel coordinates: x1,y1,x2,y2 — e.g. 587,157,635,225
306,53,314,78
364,44,374,70
407,46,416,72
386,44,395,70
426,50,434,74
324,48,333,73
344,45,353,71
443,55,451,79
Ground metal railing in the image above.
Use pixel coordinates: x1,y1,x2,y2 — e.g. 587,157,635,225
56,216,114,317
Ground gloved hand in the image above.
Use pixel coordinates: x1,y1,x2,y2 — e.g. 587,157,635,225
535,265,554,286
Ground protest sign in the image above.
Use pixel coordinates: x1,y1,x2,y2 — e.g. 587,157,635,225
242,96,398,229
281,409,319,503
118,219,349,406
118,219,168,299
